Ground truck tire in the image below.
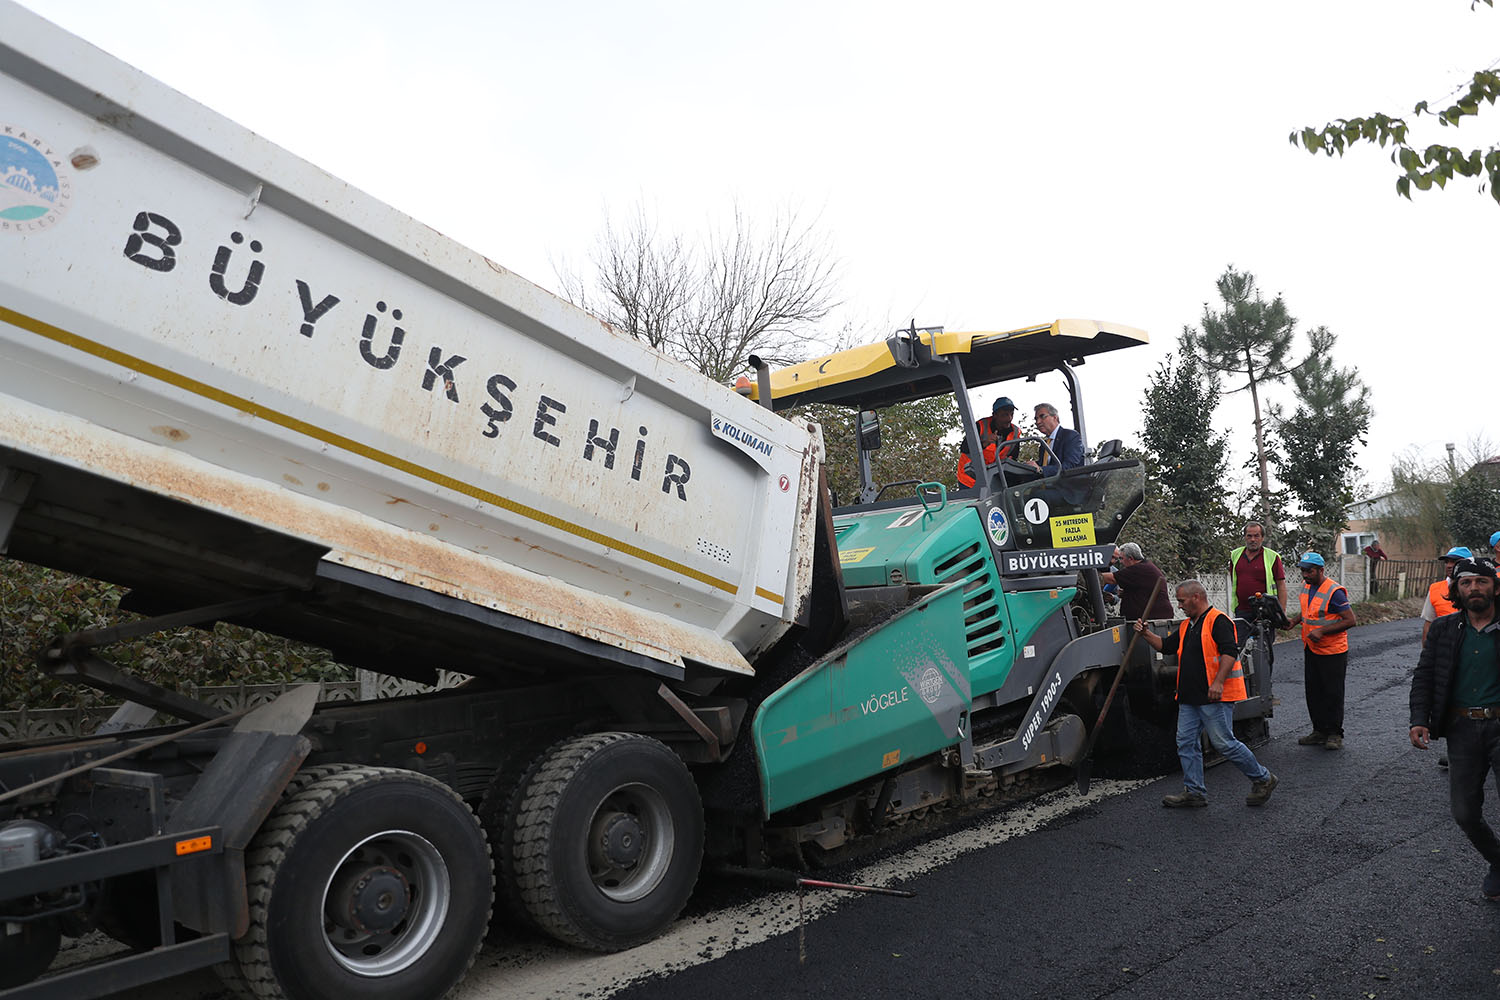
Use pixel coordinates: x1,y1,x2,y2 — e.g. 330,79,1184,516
229,766,492,1000
476,740,553,931
213,763,365,1000
513,733,702,951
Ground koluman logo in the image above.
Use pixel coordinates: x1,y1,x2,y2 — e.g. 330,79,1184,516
1,127,72,232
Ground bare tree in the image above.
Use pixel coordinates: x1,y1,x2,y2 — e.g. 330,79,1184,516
558,201,839,382
557,205,694,354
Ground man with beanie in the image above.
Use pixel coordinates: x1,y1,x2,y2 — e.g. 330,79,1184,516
1411,557,1500,900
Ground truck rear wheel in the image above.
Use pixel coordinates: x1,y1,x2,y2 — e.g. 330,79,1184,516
227,766,492,1000
477,740,552,931
513,733,702,951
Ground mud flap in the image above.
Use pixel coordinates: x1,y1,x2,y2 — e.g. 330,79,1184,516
164,685,318,936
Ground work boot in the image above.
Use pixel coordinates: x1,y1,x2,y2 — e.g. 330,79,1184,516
1246,771,1279,807
1484,866,1500,901
1324,734,1344,751
1162,790,1208,808
1297,731,1327,746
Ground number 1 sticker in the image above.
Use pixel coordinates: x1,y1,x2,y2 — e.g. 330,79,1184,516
1024,498,1049,524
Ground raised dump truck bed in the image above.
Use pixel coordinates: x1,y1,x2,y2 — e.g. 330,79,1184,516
0,0,819,686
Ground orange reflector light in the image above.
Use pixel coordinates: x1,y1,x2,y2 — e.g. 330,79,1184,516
415,741,428,755
175,836,213,855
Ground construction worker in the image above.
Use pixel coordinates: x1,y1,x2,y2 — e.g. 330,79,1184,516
1423,546,1471,646
1410,558,1500,901
956,396,1019,488
1135,580,1278,809
1284,552,1357,750
1230,522,1286,619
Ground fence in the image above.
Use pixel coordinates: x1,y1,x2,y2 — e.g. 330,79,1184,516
1371,558,1440,599
0,672,472,743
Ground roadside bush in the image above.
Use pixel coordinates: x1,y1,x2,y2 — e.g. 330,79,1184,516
0,557,352,711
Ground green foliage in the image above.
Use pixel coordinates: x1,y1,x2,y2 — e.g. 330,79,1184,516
1291,2,1500,205
1117,448,1186,581
1268,327,1373,555
794,395,960,507
1179,267,1299,518
1137,351,1234,573
1443,470,1500,551
1376,454,1453,558
1,557,352,711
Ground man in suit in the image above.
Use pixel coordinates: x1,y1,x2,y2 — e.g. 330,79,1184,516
1028,402,1084,475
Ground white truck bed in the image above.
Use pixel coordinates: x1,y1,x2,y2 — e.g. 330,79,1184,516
0,1,822,682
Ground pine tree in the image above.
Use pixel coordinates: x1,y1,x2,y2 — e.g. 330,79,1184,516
1269,327,1373,555
1180,267,1298,521
1138,350,1233,573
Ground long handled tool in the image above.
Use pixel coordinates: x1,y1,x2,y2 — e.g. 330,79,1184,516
716,866,915,965
1074,576,1164,795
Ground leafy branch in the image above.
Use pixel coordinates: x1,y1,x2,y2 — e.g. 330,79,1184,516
1290,1,1500,203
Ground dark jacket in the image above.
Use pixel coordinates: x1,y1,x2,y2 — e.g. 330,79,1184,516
1411,611,1500,738
1038,426,1085,476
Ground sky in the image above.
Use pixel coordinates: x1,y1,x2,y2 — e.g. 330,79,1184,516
14,0,1500,501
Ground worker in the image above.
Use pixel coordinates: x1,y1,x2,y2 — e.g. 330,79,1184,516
1134,580,1278,808
1283,552,1357,751
1422,546,1471,646
1425,546,1474,771
1230,522,1286,619
1100,542,1173,621
1410,558,1500,901
956,396,1019,488
1027,403,1083,476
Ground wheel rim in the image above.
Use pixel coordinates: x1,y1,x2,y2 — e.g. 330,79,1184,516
321,829,450,975
586,781,674,903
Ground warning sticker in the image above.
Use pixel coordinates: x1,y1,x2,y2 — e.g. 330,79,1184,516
1049,513,1096,548
881,749,901,769
840,546,877,565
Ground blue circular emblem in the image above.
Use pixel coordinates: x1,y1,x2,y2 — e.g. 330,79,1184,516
1,128,71,231
987,507,1009,547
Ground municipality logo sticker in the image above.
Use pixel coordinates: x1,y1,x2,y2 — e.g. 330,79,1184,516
987,506,1009,547
1,127,72,232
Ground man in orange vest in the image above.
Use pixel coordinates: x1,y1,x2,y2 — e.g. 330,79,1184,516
1135,579,1278,808
1284,552,1357,750
1423,546,1471,647
955,396,1019,488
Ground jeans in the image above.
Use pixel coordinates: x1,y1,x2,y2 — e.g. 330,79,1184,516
1176,702,1271,798
1447,717,1500,867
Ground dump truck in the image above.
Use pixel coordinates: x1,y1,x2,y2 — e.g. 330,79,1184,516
0,5,1271,998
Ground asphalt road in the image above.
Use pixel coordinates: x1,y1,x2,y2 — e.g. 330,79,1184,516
102,617,1499,1000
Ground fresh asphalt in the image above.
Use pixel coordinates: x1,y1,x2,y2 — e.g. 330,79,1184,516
599,617,1500,1000
104,618,1498,1000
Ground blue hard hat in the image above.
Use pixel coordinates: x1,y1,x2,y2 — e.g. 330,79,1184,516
1445,546,1474,561
1298,551,1325,568
1490,530,1500,548
993,396,1016,412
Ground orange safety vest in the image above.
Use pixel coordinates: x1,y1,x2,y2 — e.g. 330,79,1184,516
1428,578,1458,618
1301,576,1350,654
1176,607,1248,702
956,418,1018,487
